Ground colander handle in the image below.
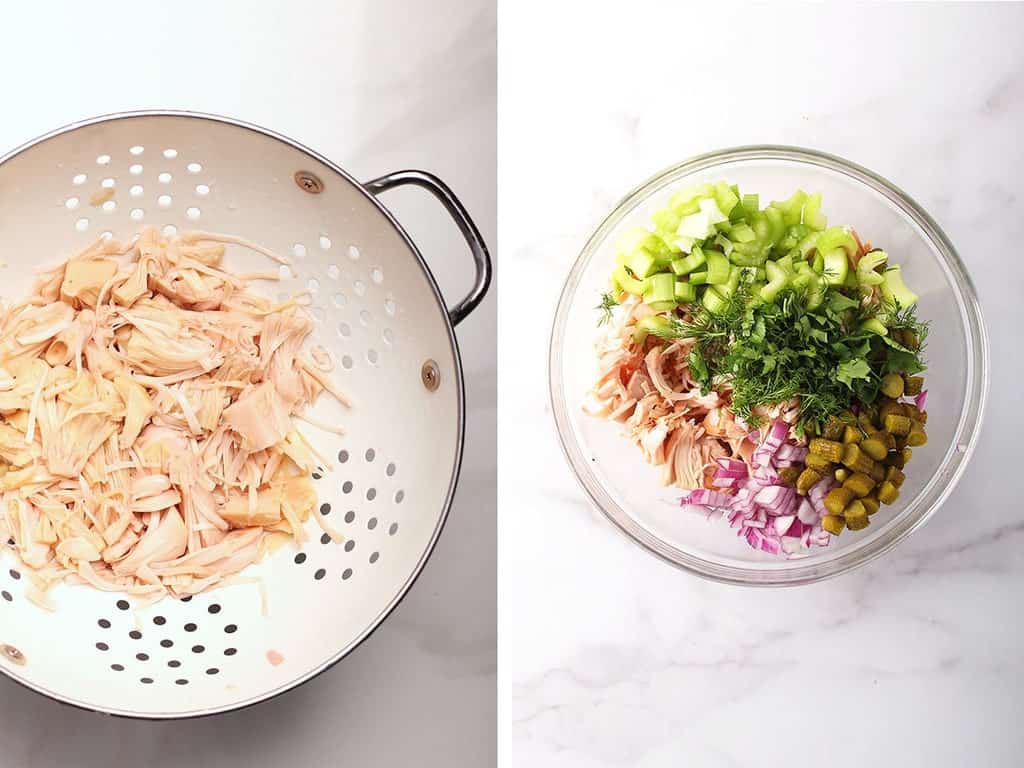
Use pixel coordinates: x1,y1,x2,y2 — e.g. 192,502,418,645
365,170,492,326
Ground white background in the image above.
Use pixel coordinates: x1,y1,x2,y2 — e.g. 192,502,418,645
0,1,495,766
500,3,1022,767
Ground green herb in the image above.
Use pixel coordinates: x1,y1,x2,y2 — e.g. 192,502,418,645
595,292,617,326
652,287,928,435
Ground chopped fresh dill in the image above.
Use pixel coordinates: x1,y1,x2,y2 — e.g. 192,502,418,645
595,291,617,326
651,286,929,435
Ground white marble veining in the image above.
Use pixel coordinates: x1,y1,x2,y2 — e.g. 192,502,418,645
500,3,1022,766
0,1,495,766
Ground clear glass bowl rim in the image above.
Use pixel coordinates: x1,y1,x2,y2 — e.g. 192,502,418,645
548,145,990,586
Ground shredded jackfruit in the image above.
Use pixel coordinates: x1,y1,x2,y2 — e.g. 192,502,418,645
0,227,349,601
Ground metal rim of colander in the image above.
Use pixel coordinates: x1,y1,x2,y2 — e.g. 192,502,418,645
0,109,472,718
549,145,989,587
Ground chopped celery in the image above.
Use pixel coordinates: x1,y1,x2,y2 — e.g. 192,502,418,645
811,250,825,273
856,249,888,286
816,226,859,257
674,280,697,304
668,185,711,214
822,250,849,286
731,223,756,243
645,300,677,312
717,266,742,298
628,249,659,279
651,210,682,241
706,251,731,284
771,190,808,227
760,259,789,302
670,245,706,275
714,233,734,255
763,206,786,247
860,318,888,336
677,198,729,241
702,287,728,314
616,227,662,257
881,266,919,309
804,274,826,310
643,272,675,305
777,224,811,253
688,271,708,285
791,270,813,291
612,265,645,296
803,192,827,231
713,182,740,217
672,234,696,254
636,315,671,335
741,193,759,216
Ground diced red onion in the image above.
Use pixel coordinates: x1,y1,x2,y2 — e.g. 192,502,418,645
797,499,818,525
679,419,834,558
754,485,791,507
716,457,747,473
914,389,928,412
773,514,796,536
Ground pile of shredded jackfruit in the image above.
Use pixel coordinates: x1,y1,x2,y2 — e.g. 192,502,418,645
0,227,348,606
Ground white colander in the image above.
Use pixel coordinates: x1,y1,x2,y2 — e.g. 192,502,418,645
0,110,490,717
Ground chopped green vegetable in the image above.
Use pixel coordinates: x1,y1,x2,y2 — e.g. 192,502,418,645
596,292,617,326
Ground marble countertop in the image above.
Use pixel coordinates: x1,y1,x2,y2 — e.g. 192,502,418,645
500,3,1021,766
0,1,495,766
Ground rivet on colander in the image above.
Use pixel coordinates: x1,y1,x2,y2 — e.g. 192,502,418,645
1,644,26,665
294,171,324,194
421,359,440,392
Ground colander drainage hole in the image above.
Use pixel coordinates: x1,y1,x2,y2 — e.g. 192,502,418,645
129,630,142,640
140,677,153,685
224,624,238,634
389,523,399,536
154,615,166,625
386,462,396,477
369,552,379,564
95,642,108,651
224,648,237,656
314,568,326,580
366,488,377,501
175,679,189,686
206,668,219,675
111,664,124,672
342,481,353,494
344,510,356,524
294,552,307,565
1,591,11,602
319,533,331,545
338,450,349,464
367,517,377,530
168,659,182,668
184,622,197,632
161,639,173,648
98,619,110,629
9,569,20,581
208,603,221,614
344,540,355,553
342,568,353,580
192,645,205,654
136,652,149,661
320,503,331,515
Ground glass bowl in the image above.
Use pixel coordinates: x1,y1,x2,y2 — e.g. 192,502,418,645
549,146,988,585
